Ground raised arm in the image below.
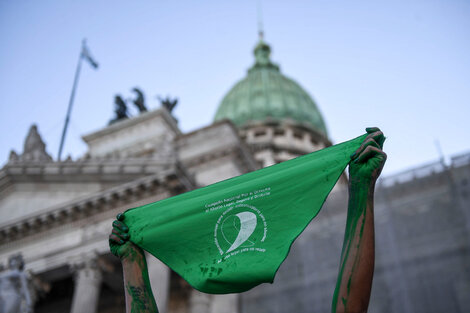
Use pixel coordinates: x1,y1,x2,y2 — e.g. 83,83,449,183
332,128,386,313
109,213,159,313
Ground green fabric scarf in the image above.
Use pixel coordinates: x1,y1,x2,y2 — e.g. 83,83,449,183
123,133,367,294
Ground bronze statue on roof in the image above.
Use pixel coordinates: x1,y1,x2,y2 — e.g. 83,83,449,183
132,88,147,113
109,95,129,124
158,96,178,113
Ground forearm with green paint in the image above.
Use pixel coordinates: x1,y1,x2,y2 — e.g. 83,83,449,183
122,249,159,313
109,214,159,313
332,178,375,313
331,127,386,313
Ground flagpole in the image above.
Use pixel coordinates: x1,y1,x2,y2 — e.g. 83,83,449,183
58,40,84,161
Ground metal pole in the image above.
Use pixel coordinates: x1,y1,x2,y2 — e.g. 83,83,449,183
58,43,83,161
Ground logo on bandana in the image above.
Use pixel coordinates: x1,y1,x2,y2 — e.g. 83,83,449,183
214,204,267,256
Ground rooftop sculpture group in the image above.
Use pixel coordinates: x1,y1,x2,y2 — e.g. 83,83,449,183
109,88,178,124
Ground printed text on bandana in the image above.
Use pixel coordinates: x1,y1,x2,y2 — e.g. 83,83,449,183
204,187,271,213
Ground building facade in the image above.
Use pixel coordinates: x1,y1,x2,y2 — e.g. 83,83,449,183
0,39,469,313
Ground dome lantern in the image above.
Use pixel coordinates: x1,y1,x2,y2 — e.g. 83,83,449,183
250,40,279,71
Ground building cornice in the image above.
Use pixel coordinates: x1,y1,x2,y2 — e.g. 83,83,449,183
177,119,239,139
0,162,194,244
0,158,180,192
82,107,180,142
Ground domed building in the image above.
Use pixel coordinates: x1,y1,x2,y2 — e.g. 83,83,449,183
0,37,469,313
214,39,331,167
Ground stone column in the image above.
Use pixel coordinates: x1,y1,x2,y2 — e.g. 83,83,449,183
145,252,170,313
210,294,239,313
70,256,102,313
189,289,211,313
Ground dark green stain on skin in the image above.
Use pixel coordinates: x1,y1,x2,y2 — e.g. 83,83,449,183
126,283,152,312
332,179,372,313
123,247,159,312
110,214,158,313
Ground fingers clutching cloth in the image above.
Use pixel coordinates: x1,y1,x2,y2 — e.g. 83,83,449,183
355,145,387,164
351,127,387,164
365,128,385,149
352,128,385,155
109,214,130,245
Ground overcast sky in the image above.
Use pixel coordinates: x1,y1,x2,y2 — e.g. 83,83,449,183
1,0,469,176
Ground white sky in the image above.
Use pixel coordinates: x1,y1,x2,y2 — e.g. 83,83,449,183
1,0,469,176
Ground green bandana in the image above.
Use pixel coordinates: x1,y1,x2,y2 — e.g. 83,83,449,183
123,134,367,294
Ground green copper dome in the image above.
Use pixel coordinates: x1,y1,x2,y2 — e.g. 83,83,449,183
214,40,328,136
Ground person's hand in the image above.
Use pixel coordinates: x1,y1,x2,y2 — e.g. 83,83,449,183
109,213,143,262
349,127,387,184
